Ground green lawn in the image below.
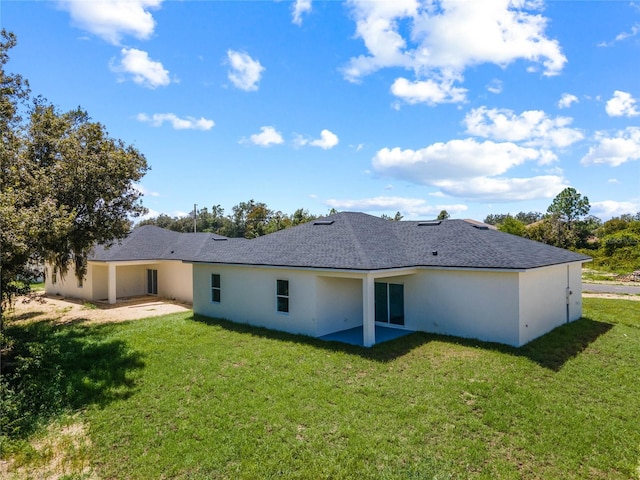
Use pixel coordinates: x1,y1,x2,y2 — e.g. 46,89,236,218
2,298,639,479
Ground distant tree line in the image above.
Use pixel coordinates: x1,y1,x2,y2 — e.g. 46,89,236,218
484,187,640,273
137,200,319,238
138,205,446,238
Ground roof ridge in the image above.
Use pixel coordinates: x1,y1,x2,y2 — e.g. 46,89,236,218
342,214,375,269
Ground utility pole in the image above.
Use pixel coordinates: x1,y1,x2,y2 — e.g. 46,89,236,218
193,203,197,233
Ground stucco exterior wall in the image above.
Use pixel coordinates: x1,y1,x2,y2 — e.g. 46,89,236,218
315,276,363,336
44,263,93,301
192,263,583,348
91,264,108,300
568,262,583,322
157,261,193,303
518,262,583,346
193,264,320,337
406,269,521,346
115,265,146,298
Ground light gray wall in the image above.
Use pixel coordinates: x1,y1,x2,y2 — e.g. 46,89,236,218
406,269,521,346
315,276,362,336
192,263,583,348
193,264,320,337
518,262,583,345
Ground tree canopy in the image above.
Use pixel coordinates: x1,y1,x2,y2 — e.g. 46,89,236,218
484,188,639,273
138,202,319,238
1,30,149,310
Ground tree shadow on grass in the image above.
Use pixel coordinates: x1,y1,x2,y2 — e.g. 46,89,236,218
191,314,612,370
1,318,145,444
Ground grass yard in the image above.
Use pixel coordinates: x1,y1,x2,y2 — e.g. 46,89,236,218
2,298,639,479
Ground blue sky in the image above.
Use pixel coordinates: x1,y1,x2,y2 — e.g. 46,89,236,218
4,0,640,221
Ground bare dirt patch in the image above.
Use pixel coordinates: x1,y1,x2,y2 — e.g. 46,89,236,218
7,293,191,325
1,417,96,480
583,293,640,301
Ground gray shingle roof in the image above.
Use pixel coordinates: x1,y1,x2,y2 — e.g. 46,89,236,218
186,212,590,270
90,225,228,262
91,213,590,270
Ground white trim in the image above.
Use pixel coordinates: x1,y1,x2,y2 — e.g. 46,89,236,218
210,273,221,304
276,279,289,314
186,260,589,276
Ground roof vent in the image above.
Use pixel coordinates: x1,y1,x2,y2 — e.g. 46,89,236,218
432,251,438,256
313,220,335,226
472,224,489,230
212,237,228,241
418,221,441,226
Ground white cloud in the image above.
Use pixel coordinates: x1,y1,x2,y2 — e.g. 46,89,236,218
372,138,568,202
558,93,578,109
390,76,467,105
247,126,284,147
487,79,503,94
137,207,161,221
598,23,640,47
591,200,640,219
295,129,339,149
605,91,640,117
325,196,468,218
134,184,160,197
374,139,547,182
581,127,640,167
463,107,584,148
436,175,568,201
111,48,170,88
344,0,566,105
59,0,162,45
137,113,215,131
227,50,264,91
292,0,312,26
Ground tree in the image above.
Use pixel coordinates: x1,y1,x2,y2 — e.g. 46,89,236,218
1,31,149,311
547,187,590,229
498,216,525,236
543,187,591,249
436,210,449,220
381,211,403,221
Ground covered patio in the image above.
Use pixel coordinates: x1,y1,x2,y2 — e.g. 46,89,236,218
319,325,414,347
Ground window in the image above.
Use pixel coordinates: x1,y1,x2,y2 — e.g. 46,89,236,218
276,279,289,313
52,271,57,285
77,276,84,288
211,274,221,303
147,269,158,295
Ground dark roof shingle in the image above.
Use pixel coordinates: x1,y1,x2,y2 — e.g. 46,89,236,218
90,213,590,270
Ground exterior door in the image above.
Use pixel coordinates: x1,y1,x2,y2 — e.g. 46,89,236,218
375,282,404,326
147,269,158,295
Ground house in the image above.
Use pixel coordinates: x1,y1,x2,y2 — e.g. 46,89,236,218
44,226,225,304
46,212,591,347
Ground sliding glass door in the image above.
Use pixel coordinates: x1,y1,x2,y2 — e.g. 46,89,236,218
374,282,404,326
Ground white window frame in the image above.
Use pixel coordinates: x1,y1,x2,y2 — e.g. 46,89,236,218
276,279,289,314
211,273,221,303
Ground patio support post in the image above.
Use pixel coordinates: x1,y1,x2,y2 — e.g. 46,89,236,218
363,274,375,347
108,263,116,304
